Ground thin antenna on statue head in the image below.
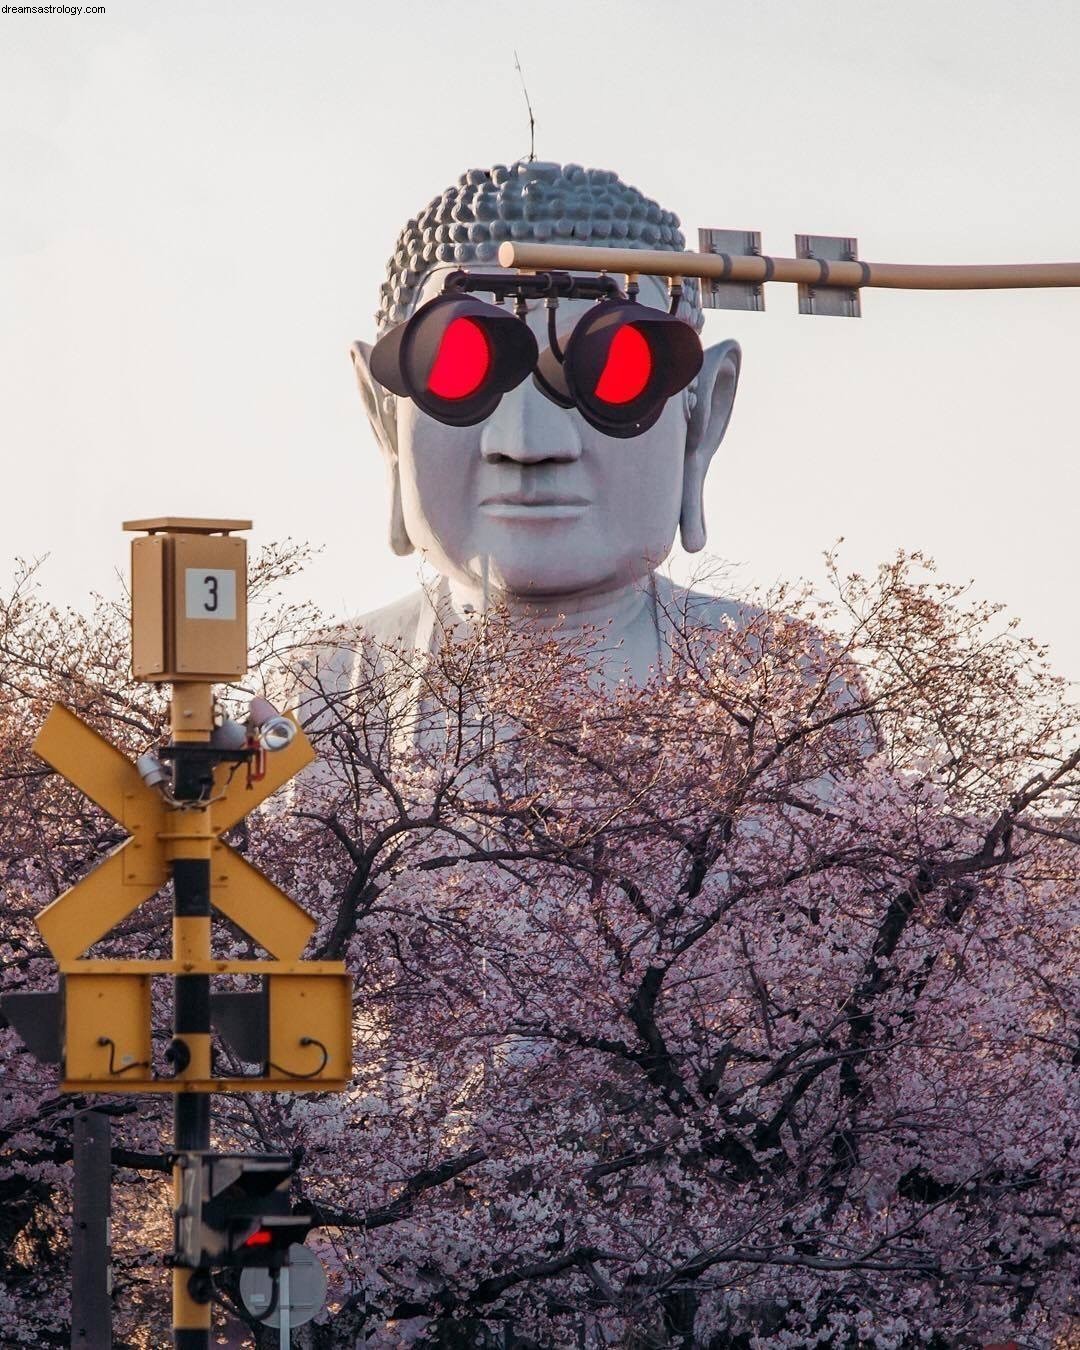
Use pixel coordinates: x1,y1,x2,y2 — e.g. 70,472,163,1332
513,50,536,162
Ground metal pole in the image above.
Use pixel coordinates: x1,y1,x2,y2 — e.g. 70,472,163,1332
170,682,215,1350
71,1109,111,1348
278,1264,290,1349
496,240,1080,292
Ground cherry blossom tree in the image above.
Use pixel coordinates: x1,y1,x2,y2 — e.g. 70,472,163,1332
1,548,1076,1348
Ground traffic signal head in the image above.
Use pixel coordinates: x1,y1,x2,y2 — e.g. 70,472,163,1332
236,1212,314,1260
370,293,539,427
534,298,704,439
175,1152,313,1269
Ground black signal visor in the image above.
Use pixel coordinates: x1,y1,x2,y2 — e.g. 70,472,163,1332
535,299,703,439
370,293,538,428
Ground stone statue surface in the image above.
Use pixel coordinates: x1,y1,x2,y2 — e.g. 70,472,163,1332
346,160,745,687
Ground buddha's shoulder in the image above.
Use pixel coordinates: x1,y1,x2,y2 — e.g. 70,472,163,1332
313,591,428,652
656,578,848,668
653,577,761,632
283,590,430,705
349,590,431,647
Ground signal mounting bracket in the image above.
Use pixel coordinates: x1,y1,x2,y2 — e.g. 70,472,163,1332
698,229,766,312
442,269,624,305
795,234,862,318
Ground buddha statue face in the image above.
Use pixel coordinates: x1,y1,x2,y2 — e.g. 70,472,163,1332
351,162,740,605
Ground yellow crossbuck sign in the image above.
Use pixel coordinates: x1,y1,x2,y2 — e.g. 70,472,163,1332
27,701,352,1095
33,704,317,963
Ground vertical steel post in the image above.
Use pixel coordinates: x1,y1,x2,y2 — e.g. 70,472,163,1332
170,682,215,1349
279,1264,290,1349
71,1109,111,1348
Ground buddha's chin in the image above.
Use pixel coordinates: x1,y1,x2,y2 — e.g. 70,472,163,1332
454,548,654,604
428,521,671,603
487,562,613,599
447,547,612,600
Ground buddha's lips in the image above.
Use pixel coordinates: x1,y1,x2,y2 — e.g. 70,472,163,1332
480,494,591,518
480,493,590,507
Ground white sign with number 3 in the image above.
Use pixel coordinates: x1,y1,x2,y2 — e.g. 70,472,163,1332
185,568,237,621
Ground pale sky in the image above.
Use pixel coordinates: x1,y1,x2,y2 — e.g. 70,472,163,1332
2,0,1077,677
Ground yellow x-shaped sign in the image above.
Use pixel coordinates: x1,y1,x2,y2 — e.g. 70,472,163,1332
32,705,318,964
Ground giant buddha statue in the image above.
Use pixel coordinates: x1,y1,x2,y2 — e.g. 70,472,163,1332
340,159,745,687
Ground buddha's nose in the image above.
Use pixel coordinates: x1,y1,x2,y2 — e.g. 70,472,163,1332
479,377,582,464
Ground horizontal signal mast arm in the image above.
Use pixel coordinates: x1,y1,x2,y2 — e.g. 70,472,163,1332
496,241,1080,291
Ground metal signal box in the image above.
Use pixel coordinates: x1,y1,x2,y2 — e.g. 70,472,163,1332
125,518,250,682
174,1151,308,1269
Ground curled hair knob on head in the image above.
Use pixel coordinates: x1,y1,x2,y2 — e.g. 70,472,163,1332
376,160,702,333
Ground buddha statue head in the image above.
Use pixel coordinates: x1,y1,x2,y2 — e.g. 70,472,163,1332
350,160,740,612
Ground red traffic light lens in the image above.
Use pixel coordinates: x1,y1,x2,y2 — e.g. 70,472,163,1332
534,298,703,439
370,294,537,428
243,1229,273,1248
592,324,652,405
426,317,491,400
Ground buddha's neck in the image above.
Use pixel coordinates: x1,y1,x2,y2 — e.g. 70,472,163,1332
447,577,651,633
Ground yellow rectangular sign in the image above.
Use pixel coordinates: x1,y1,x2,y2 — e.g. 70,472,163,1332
64,972,151,1081
57,959,351,1094
268,973,353,1085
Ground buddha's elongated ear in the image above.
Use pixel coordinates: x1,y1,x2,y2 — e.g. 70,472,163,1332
680,339,741,553
350,340,413,557
351,340,397,459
